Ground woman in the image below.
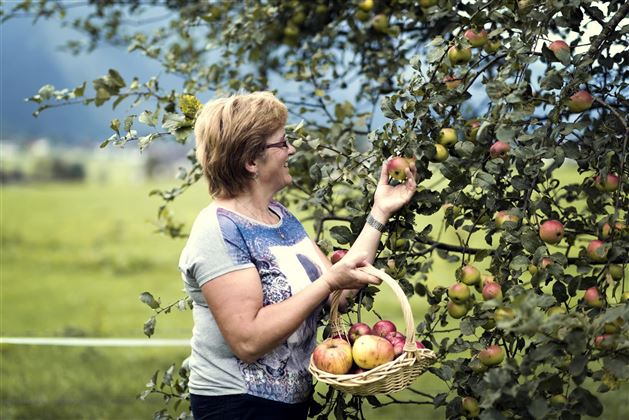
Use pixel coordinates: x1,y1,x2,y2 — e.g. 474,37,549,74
178,91,416,419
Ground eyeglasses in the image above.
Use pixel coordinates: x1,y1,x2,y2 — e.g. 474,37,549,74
264,136,289,149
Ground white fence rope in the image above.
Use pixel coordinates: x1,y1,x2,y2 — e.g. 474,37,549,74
0,337,190,347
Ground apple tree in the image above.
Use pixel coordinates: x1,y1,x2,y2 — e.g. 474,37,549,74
5,0,629,418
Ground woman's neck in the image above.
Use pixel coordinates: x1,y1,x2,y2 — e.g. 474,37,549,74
217,191,278,224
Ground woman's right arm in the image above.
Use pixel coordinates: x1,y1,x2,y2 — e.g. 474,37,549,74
200,252,380,363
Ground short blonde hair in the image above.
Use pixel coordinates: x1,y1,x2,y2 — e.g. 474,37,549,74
194,91,288,198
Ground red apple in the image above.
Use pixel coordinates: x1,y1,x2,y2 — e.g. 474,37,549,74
601,221,626,239
386,156,415,181
384,331,405,343
594,173,619,192
372,320,397,338
447,301,469,319
539,220,564,244
443,74,462,89
448,283,471,304
489,141,510,160
482,282,503,301
461,265,481,285
330,249,348,264
478,344,505,366
348,322,372,344
438,128,458,146
464,28,488,47
416,340,425,349
587,240,608,262
352,335,395,369
389,336,406,357
548,40,570,60
312,338,353,374
583,287,603,308
594,334,614,350
567,90,593,113
462,396,480,417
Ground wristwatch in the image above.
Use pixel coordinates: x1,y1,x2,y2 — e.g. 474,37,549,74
366,213,386,232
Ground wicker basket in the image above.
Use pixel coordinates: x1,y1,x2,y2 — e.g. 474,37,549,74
308,264,436,396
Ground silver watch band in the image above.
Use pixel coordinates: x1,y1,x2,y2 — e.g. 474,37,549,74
366,213,386,232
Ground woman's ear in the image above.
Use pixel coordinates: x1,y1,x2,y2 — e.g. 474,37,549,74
245,160,258,178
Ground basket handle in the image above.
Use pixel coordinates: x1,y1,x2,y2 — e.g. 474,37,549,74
329,264,418,352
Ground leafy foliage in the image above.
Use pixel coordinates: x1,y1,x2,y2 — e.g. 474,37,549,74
4,0,629,418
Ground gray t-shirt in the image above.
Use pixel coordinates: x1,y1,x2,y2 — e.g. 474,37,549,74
178,201,325,403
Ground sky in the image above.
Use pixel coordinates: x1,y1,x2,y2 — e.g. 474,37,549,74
0,7,168,145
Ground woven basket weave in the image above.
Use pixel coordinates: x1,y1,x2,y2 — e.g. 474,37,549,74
308,265,436,396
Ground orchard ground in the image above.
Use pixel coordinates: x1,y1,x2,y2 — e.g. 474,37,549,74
1,157,627,418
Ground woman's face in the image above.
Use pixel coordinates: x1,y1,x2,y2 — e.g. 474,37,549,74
255,127,296,193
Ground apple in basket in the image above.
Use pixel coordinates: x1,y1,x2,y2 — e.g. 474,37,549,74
312,338,353,374
352,335,395,369
348,322,372,344
372,319,397,337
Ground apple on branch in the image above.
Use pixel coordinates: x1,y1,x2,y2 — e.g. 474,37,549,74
601,221,626,239
462,396,480,418
482,281,503,302
460,264,481,286
484,38,501,54
594,173,619,192
432,144,449,162
438,128,458,147
448,45,472,65
583,286,604,308
371,14,389,34
464,28,488,47
312,338,353,374
548,40,570,62
566,90,593,113
489,140,510,160
495,211,519,228
447,301,469,319
539,220,564,244
478,344,505,366
587,240,609,262
357,0,374,12
448,282,471,304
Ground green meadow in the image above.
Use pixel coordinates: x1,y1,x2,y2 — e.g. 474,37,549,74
1,162,627,419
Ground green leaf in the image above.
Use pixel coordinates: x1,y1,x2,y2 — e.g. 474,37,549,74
527,397,549,419
143,316,156,338
140,291,161,309
329,225,353,245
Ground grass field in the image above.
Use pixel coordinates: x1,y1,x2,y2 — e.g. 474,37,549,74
1,171,627,419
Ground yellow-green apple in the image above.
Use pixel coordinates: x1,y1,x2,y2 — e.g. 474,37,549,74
461,264,481,285
607,265,624,281
549,394,567,407
495,211,519,228
622,291,629,303
587,240,608,262
489,140,510,160
548,40,570,59
482,282,503,301
448,45,472,65
567,90,593,113
546,306,566,317
594,173,619,192
352,335,395,369
484,38,501,53
312,338,353,374
372,320,397,338
348,322,372,344
478,344,505,366
539,220,564,244
358,0,374,12
469,357,488,373
330,249,348,264
465,119,481,141
583,286,603,308
603,318,623,334
386,156,415,181
464,28,488,47
447,301,469,319
283,24,300,38
448,283,471,304
494,306,515,322
433,144,449,162
462,396,480,418
371,14,388,33
419,0,438,7
438,128,458,146
443,74,462,89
